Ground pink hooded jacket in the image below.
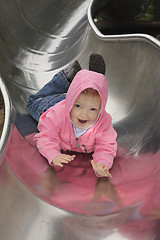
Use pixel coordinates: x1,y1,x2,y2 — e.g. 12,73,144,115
34,69,117,169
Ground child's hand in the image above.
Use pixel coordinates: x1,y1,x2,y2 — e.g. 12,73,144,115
53,154,76,167
91,160,112,178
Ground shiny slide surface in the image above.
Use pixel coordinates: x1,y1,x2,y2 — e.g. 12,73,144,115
0,0,160,239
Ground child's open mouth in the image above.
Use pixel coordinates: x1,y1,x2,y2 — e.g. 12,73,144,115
78,119,87,124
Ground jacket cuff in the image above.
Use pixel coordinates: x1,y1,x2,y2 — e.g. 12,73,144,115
46,152,61,165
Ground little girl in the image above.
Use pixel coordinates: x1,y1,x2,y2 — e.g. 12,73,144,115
27,55,117,178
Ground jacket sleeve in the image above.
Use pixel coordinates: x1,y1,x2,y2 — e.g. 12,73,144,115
33,107,62,165
92,114,117,170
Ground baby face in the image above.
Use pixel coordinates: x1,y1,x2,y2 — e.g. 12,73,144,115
70,92,101,129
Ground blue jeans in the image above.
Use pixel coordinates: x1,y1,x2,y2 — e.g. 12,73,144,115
27,71,70,122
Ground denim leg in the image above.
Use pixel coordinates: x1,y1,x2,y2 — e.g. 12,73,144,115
27,71,69,122
29,70,69,100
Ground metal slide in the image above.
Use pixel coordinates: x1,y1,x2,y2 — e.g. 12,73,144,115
0,0,160,239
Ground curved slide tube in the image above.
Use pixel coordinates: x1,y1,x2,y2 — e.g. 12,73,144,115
0,0,160,239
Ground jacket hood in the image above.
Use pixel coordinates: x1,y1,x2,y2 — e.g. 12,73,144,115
66,69,108,120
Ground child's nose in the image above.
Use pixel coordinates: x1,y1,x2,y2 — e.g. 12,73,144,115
81,109,88,118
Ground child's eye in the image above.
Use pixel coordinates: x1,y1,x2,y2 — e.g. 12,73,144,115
75,104,80,108
91,108,97,111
